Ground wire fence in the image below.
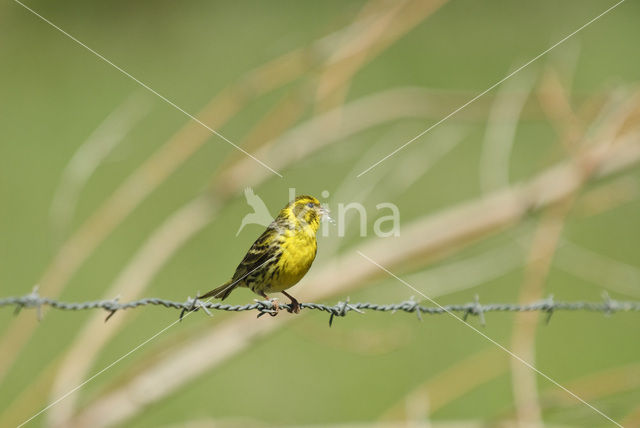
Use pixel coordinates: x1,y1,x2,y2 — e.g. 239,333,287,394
2,287,640,326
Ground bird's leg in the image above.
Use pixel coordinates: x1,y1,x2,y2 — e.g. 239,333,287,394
282,290,300,314
259,291,279,314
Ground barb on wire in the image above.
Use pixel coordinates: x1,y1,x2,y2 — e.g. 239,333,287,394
2,287,640,326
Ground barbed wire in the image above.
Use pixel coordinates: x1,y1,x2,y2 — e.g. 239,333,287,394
2,286,639,326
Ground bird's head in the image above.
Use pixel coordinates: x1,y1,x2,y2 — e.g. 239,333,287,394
281,195,330,233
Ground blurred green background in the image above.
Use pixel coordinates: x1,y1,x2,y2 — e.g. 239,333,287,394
1,0,639,427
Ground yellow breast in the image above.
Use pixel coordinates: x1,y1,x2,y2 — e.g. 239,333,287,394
269,228,317,291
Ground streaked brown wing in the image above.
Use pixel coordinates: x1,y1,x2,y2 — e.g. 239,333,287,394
231,225,281,283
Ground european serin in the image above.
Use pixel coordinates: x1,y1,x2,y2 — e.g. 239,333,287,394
197,195,329,313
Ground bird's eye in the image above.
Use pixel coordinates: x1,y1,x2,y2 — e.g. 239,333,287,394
307,202,314,208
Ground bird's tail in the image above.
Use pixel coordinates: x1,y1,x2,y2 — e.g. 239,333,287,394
197,280,236,301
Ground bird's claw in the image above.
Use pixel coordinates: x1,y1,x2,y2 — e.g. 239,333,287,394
255,298,280,318
287,300,300,314
269,298,279,316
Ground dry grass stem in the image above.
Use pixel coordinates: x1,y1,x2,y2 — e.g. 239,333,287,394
216,87,460,191
542,362,640,410
380,348,506,420
511,201,574,428
572,175,639,217
555,239,640,298
480,69,536,193
49,92,152,246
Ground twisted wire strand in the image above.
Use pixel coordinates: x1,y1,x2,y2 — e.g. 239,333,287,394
2,287,639,326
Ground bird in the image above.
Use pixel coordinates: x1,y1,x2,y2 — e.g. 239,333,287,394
197,195,329,314
235,187,273,236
